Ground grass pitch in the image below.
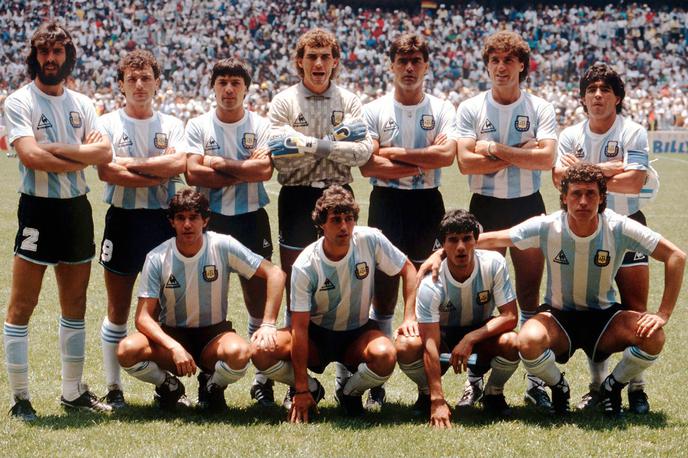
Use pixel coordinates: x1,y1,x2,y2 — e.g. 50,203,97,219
1,152,687,457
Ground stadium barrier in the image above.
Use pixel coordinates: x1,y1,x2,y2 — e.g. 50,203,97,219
649,131,688,154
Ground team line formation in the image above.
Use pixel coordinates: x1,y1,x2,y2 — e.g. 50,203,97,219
3,21,685,427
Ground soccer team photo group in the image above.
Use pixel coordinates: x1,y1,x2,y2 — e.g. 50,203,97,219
1,1,687,455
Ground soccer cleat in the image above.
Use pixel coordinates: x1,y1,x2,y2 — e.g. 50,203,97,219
283,378,325,412
412,392,431,416
364,385,386,412
628,389,650,415
456,380,483,409
104,388,126,410
576,389,601,410
599,375,626,417
250,379,276,407
61,384,113,413
482,393,512,417
198,372,227,412
154,373,191,410
9,398,37,422
282,386,296,411
335,388,364,417
550,373,571,415
524,380,553,411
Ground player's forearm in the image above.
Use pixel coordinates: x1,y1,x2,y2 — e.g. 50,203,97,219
185,163,239,188
290,314,311,392
422,337,445,402
212,156,273,183
135,311,179,352
552,165,566,189
656,249,687,321
400,261,418,321
457,150,510,175
605,170,646,194
468,314,517,344
45,140,112,165
476,230,515,250
262,267,286,325
359,155,419,180
492,143,556,170
97,163,163,187
380,143,455,169
18,147,86,172
315,138,373,167
126,152,187,178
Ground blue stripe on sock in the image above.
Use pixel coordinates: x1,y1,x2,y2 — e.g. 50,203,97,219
60,317,85,329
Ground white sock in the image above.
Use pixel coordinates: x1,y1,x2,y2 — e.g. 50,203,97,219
519,309,537,329
484,356,519,395
521,349,561,387
123,361,167,386
101,317,127,391
209,360,248,388
261,360,318,391
247,316,268,385
59,317,86,401
343,362,390,396
335,362,352,391
398,359,429,394
611,346,658,385
629,372,646,392
587,357,608,389
4,322,30,402
370,311,394,338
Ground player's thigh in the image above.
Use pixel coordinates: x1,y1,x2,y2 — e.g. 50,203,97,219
519,312,569,358
345,328,396,368
200,331,251,370
54,260,92,318
6,256,48,324
597,310,664,355
474,331,519,360
615,265,649,312
117,331,176,371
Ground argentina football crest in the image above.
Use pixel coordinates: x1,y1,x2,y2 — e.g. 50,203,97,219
242,132,256,149
420,114,435,130
514,115,530,132
604,141,619,158
355,262,369,279
154,132,168,149
594,250,610,267
476,290,491,305
69,111,82,128
331,110,344,126
203,264,218,282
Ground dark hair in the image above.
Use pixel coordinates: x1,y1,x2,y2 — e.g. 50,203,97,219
117,49,161,82
311,185,359,228
438,209,481,243
389,33,429,62
482,31,530,83
210,58,251,87
295,28,340,80
579,63,625,114
560,162,607,213
26,21,77,81
168,188,210,219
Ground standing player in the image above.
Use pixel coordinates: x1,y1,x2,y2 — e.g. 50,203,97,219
251,186,417,421
185,58,275,406
553,63,658,413
454,31,557,409
117,189,285,411
96,49,187,409
3,22,112,420
360,33,457,409
482,163,685,416
396,210,519,427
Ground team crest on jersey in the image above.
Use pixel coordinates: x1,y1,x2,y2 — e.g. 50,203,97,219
515,115,530,132
354,262,369,280
331,110,344,126
69,111,82,128
118,133,133,147
37,114,53,130
476,290,491,305
320,278,335,291
420,114,435,130
604,141,619,158
480,119,496,134
205,137,220,152
439,301,456,313
553,250,569,265
203,265,218,282
242,132,256,150
165,275,180,288
383,118,398,133
154,133,168,149
293,113,308,127
594,250,610,267
574,144,585,158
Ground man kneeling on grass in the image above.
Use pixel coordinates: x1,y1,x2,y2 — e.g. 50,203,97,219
117,189,285,411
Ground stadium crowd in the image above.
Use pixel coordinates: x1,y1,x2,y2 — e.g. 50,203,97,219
1,1,687,128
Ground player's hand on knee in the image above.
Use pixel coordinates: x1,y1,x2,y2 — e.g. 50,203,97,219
430,399,452,429
635,312,667,338
289,392,316,423
251,323,278,351
329,120,367,142
397,319,419,338
171,345,197,377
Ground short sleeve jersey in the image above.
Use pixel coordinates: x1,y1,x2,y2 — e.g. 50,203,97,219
138,231,263,328
456,91,557,199
4,82,98,198
97,109,186,209
416,250,516,327
290,226,407,331
363,92,458,189
185,110,270,216
510,209,661,311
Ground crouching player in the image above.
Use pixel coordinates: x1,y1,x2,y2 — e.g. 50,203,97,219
251,186,417,421
117,189,285,411
397,210,519,428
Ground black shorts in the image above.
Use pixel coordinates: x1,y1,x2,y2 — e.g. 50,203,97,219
161,321,234,371
438,322,493,370
207,208,272,259
14,193,95,265
307,320,379,373
621,211,649,267
100,206,174,275
368,186,445,263
278,184,353,250
469,191,546,232
539,303,623,364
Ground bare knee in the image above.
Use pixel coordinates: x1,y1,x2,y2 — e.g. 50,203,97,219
220,339,252,368
518,323,549,359
394,335,423,364
497,331,519,360
117,336,146,367
367,339,397,375
638,328,665,355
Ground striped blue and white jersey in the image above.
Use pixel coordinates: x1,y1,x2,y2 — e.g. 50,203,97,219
290,226,407,331
557,116,656,215
138,231,263,328
363,92,458,189
97,109,186,209
185,110,270,216
510,209,661,311
4,82,98,198
456,91,557,199
416,250,516,327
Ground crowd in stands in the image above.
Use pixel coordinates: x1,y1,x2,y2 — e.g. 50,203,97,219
1,1,687,130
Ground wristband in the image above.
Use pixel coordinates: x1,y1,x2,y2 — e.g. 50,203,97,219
260,323,277,329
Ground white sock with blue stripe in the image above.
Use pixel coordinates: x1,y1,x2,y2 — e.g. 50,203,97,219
343,363,390,396
485,356,520,395
398,359,429,394
4,322,30,402
520,349,561,387
611,346,658,385
101,317,127,391
123,361,166,386
59,317,86,401
261,360,318,391
209,360,248,388
629,372,646,392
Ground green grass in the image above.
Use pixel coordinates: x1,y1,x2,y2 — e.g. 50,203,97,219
1,153,687,457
